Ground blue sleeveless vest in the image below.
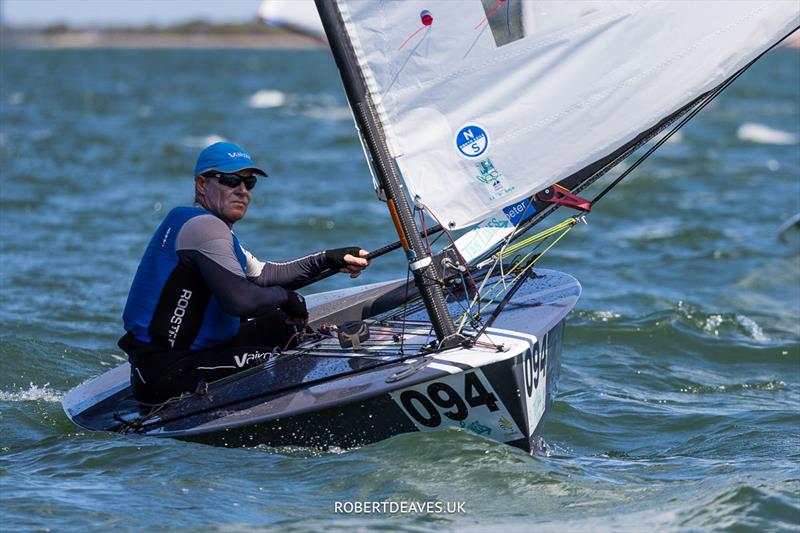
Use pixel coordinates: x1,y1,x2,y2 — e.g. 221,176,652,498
122,207,247,350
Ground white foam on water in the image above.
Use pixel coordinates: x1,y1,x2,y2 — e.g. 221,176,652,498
593,310,621,322
302,105,353,121
703,314,724,336
7,92,24,105
736,123,798,145
735,315,768,342
0,382,63,403
181,134,227,148
247,90,286,109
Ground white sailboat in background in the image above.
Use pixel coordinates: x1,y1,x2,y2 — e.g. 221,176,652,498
258,0,326,41
63,1,799,452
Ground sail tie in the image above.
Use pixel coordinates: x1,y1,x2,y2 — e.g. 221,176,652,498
398,9,434,50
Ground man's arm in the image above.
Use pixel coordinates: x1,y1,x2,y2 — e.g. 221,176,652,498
242,246,369,289
242,248,330,290
176,215,290,317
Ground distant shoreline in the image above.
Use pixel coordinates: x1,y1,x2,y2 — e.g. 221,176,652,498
3,26,797,50
1,29,323,49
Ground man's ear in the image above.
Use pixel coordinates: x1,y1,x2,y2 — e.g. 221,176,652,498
195,175,206,196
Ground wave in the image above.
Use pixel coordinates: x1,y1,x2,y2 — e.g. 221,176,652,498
301,105,352,121
677,380,787,394
736,123,798,145
0,382,63,403
247,89,287,109
6,91,24,105
573,305,774,344
180,134,227,148
681,484,800,531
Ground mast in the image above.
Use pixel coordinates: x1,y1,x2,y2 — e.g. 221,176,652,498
314,0,459,347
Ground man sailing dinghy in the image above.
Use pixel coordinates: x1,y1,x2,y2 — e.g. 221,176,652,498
63,1,799,451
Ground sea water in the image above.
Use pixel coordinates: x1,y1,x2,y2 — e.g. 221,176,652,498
1,48,798,531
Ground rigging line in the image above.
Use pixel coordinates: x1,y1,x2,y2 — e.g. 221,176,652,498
457,254,502,331
398,25,427,51
473,223,576,339
591,25,800,207
475,0,507,29
417,207,433,257
399,266,411,354
421,203,491,332
421,203,480,291
386,26,430,94
482,193,540,269
476,220,576,316
499,217,579,258
463,21,490,58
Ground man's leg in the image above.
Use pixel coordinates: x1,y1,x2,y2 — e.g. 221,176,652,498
235,308,299,350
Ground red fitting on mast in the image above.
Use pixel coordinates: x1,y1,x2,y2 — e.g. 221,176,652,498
535,184,592,212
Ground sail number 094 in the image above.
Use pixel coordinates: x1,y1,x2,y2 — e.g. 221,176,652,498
399,372,499,428
523,334,548,398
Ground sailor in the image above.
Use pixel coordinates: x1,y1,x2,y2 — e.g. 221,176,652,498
118,142,369,404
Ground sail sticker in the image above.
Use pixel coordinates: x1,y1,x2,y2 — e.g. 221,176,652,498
474,158,515,201
502,199,536,226
456,125,489,158
389,369,525,442
452,196,538,263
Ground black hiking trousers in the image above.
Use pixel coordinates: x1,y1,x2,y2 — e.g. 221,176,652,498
119,309,299,404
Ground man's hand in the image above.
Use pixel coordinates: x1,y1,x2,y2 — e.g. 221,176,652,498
325,247,370,278
280,290,309,321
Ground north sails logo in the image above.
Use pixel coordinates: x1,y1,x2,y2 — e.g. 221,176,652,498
233,350,271,368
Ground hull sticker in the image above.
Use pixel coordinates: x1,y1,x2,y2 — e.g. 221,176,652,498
390,368,525,442
522,333,549,434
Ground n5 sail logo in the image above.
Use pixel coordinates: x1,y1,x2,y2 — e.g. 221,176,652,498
456,125,489,158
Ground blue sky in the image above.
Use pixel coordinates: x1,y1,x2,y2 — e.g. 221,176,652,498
2,0,263,26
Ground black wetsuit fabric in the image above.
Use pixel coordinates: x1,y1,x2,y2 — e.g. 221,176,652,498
119,206,331,403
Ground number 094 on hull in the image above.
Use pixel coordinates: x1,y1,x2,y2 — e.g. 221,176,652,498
390,330,555,446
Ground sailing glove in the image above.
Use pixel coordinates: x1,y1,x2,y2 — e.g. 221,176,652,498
281,290,308,320
325,247,362,268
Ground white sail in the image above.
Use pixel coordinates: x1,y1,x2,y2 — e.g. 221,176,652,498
336,1,799,229
259,0,326,40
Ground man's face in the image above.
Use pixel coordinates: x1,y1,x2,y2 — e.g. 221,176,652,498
197,170,255,225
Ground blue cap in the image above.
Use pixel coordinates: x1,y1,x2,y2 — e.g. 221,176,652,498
194,142,267,177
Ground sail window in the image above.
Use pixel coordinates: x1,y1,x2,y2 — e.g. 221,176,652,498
478,0,525,47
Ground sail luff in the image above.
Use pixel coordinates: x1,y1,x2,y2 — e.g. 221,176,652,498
314,0,458,345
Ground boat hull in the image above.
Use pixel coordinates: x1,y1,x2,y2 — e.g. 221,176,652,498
63,268,579,452
172,321,563,452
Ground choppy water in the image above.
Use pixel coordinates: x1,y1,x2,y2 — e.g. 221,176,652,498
1,47,798,532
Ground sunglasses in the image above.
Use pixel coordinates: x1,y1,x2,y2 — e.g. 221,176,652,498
202,171,257,190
